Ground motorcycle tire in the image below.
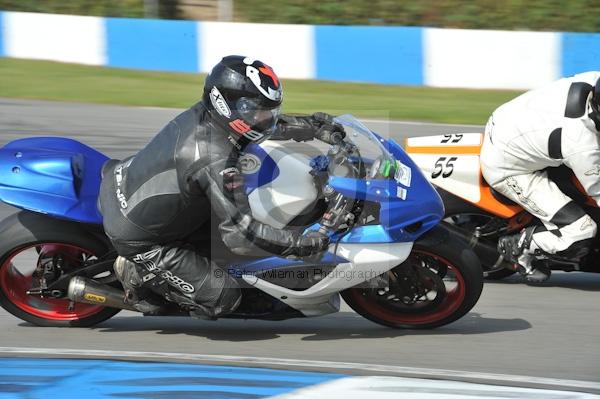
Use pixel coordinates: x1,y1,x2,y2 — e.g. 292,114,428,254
342,226,484,329
0,211,121,327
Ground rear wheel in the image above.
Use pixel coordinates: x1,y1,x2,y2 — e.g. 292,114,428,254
342,232,483,329
0,211,120,327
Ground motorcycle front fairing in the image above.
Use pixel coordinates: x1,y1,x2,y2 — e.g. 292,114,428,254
327,115,444,243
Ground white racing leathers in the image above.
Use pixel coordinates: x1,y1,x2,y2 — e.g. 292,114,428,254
481,72,600,262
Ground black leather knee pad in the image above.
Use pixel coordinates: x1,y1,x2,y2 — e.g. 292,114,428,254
127,245,242,317
194,263,241,316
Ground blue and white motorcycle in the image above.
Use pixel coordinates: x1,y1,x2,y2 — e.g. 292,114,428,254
0,115,483,329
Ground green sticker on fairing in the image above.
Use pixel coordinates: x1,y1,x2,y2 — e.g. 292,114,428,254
379,159,396,178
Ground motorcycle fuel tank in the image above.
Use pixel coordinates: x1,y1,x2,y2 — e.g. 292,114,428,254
243,141,318,229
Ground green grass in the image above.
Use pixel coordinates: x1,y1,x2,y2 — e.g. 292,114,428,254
0,58,523,125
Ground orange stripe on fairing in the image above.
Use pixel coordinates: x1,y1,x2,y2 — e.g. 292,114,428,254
435,180,521,218
476,156,521,217
477,183,522,218
405,146,482,155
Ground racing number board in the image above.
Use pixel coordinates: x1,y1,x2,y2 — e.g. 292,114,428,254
405,133,521,218
406,133,483,203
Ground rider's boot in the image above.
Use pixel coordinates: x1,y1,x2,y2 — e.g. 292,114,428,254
517,254,551,283
183,275,242,321
113,256,168,315
497,226,551,283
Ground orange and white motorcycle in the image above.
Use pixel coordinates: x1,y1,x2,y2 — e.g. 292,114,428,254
405,133,600,279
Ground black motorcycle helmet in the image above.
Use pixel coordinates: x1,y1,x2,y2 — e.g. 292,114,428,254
203,55,283,146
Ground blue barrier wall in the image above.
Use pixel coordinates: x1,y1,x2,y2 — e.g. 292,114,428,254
2,11,600,89
106,17,198,73
315,25,423,85
562,32,600,77
0,12,4,57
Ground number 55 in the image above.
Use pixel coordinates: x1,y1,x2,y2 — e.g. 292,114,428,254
431,157,457,179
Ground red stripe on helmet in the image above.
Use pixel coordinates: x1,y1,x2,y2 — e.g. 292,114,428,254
259,65,280,88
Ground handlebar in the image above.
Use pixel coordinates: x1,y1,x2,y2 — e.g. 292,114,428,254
313,139,365,235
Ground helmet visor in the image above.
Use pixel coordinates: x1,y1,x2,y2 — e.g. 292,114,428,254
236,97,281,135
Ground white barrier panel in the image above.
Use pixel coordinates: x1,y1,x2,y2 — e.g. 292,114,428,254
424,28,561,90
3,12,105,65
199,22,315,79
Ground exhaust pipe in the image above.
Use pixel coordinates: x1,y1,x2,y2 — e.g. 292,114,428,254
443,222,507,268
68,276,137,311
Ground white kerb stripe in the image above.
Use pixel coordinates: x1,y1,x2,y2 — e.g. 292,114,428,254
269,376,599,399
4,11,106,66
198,21,315,79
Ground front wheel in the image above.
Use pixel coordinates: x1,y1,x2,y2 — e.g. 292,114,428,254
342,230,483,329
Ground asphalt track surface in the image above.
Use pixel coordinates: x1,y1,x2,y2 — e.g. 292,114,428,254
0,98,599,392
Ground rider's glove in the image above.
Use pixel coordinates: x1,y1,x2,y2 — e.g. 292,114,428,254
277,113,345,144
312,112,346,145
294,230,330,258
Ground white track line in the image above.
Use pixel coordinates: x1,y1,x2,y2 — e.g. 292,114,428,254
0,346,597,393
269,376,600,399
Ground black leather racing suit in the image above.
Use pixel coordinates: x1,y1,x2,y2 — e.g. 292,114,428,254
98,102,334,317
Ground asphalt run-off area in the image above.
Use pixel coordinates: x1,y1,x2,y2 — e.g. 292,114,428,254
0,98,599,398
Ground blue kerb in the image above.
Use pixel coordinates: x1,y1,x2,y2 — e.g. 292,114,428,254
0,357,344,399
